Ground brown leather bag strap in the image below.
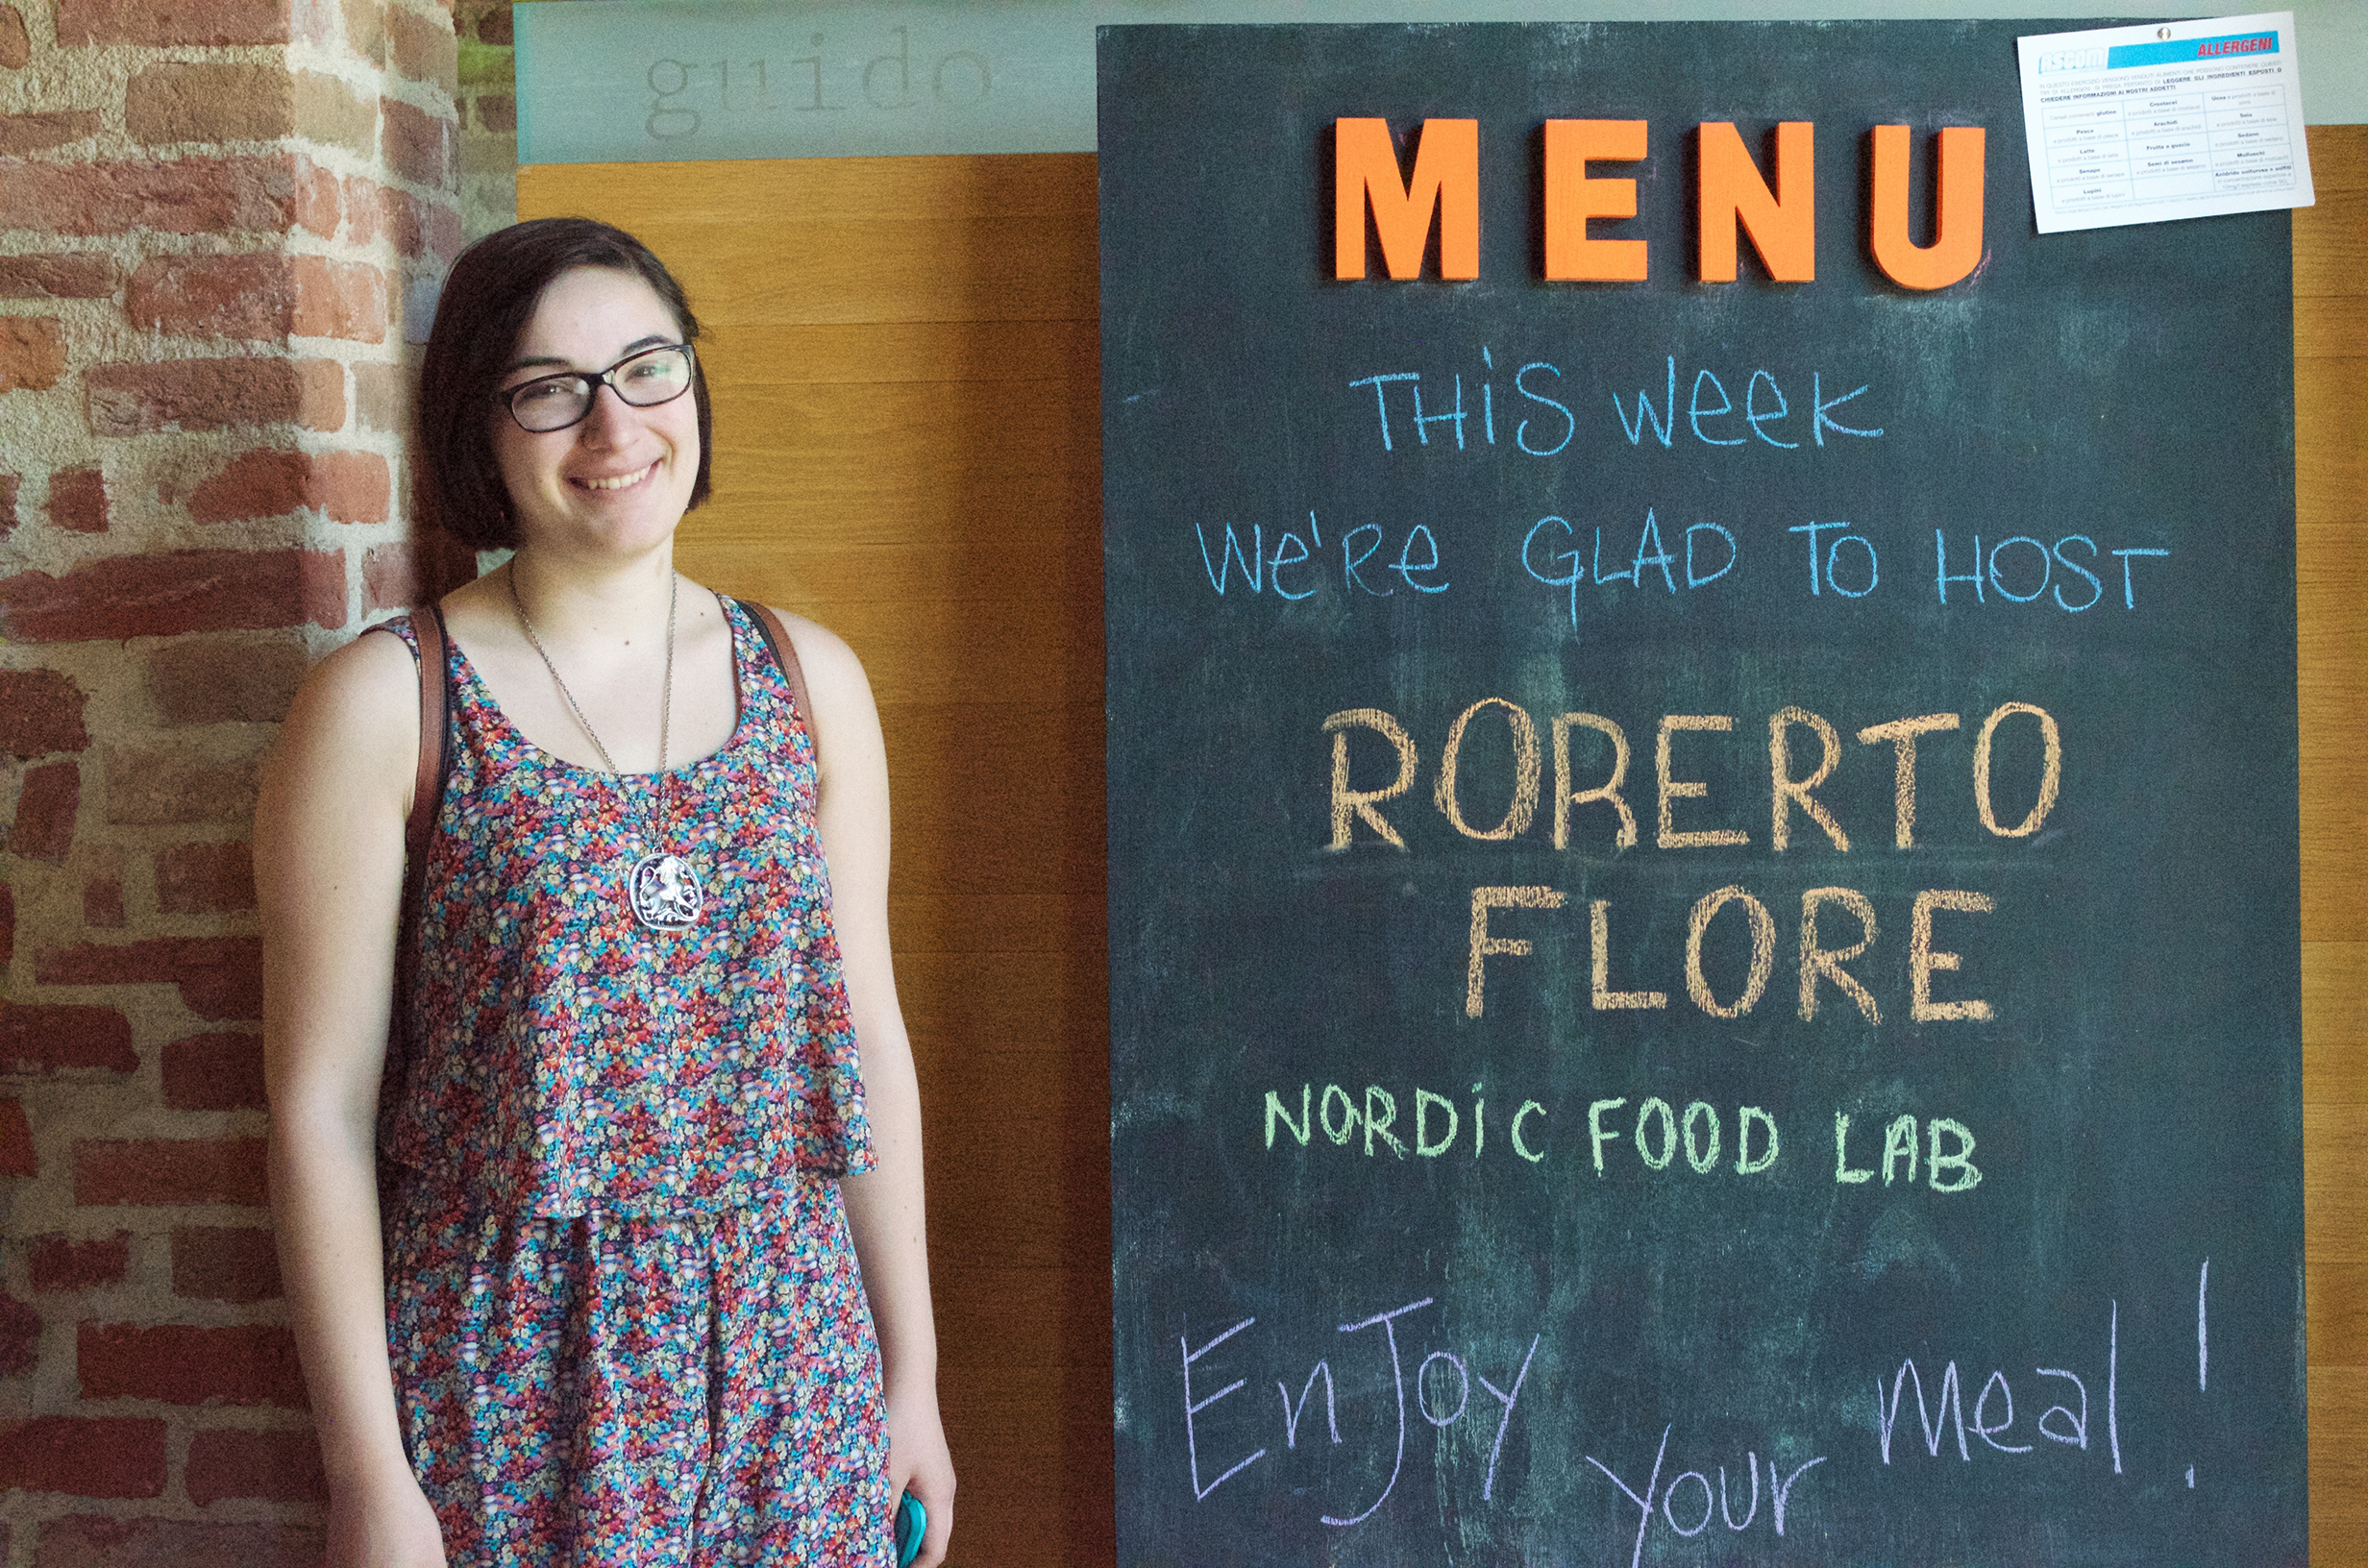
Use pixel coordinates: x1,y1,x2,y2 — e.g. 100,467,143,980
405,603,451,860
739,599,817,753
361,604,450,1106
359,606,451,864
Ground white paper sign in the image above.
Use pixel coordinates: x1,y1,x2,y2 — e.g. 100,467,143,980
2018,12,2314,233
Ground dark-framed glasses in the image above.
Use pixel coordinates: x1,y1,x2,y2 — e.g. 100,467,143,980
499,343,696,433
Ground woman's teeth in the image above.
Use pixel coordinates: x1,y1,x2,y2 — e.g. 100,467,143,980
580,464,652,491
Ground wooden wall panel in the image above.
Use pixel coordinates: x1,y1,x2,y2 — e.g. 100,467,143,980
521,127,2366,1564
2297,124,2368,1565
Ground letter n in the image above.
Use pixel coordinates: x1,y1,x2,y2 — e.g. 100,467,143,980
1697,121,1813,282
1336,117,1480,281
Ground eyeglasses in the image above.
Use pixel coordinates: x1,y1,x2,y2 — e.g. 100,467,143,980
498,343,696,433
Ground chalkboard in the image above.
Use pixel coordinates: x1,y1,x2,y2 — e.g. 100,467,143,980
1100,21,2305,1567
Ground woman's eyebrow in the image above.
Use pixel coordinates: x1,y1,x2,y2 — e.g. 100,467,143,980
503,335,676,378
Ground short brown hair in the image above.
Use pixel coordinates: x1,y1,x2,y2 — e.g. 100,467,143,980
416,217,714,551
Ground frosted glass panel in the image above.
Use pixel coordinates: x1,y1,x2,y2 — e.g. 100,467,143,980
517,0,2365,164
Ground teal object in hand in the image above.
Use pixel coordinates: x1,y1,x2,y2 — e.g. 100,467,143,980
895,1494,925,1567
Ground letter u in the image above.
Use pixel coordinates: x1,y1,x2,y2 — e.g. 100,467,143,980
1869,125,1985,289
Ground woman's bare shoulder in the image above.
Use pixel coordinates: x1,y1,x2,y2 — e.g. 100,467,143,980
747,605,885,790
752,604,854,668
264,621,430,815
305,622,427,726
749,604,873,703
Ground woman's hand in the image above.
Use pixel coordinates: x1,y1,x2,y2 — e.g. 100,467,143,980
885,1381,955,1565
323,1467,450,1568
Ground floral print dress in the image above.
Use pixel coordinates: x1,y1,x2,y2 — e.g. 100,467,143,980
382,599,892,1567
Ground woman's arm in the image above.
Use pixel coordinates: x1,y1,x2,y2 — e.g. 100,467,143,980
258,630,449,1568
787,614,956,1567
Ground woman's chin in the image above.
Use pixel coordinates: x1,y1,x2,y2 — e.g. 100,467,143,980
522,487,692,557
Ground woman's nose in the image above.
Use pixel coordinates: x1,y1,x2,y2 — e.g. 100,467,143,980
578,380,636,443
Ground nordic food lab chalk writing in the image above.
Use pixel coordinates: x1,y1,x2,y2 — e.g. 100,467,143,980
1101,22,2304,1567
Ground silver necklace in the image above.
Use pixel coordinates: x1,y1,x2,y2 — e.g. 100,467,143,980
508,570,703,933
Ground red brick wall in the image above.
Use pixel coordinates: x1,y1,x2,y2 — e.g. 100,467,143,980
0,0,465,1554
454,0,512,238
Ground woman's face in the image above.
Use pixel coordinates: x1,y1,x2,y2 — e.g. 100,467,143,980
490,265,701,562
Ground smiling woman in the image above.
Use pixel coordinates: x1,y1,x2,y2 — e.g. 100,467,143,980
414,223,715,557
257,219,953,1568
486,266,703,569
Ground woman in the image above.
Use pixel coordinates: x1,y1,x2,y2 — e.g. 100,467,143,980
260,218,953,1567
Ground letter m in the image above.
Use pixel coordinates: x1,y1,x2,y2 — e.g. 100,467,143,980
1876,1359,1969,1463
1335,118,1479,282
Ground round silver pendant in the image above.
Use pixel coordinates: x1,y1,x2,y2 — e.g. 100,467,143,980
629,851,703,932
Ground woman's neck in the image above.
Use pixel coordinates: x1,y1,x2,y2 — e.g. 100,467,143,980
505,544,679,649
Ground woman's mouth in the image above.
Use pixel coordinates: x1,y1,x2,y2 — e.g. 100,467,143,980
575,461,658,492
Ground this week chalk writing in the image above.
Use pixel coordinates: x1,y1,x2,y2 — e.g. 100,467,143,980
1348,354,1885,456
